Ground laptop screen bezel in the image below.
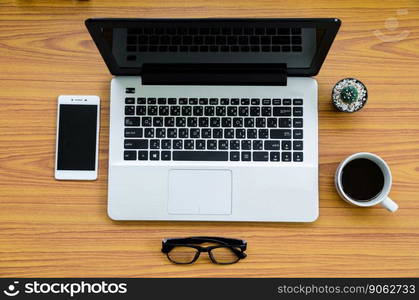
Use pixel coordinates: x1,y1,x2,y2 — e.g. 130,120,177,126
85,18,341,77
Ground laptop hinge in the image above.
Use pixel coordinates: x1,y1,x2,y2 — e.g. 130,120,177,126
141,63,287,86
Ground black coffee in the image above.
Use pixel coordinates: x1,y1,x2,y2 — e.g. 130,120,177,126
341,158,385,201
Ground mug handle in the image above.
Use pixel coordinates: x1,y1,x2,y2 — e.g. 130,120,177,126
380,197,398,212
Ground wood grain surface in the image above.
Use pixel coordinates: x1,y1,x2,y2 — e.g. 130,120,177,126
0,0,419,277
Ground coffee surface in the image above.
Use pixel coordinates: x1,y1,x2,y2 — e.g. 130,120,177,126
341,158,385,201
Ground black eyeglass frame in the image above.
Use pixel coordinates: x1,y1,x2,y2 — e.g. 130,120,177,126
161,236,247,265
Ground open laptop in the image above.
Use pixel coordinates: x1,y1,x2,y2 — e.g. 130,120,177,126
86,18,340,222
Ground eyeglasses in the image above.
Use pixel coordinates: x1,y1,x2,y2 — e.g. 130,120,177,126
161,236,247,265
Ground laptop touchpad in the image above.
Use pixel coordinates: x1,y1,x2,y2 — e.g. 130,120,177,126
168,169,232,215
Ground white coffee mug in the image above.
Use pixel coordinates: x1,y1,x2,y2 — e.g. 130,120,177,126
335,152,398,212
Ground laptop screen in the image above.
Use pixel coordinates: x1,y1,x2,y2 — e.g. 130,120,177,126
86,19,340,77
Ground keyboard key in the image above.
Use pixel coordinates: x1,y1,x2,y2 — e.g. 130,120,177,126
126,87,135,94
182,106,192,116
293,118,303,128
179,98,188,104
267,118,277,128
137,97,146,104
150,139,160,149
256,118,266,127
230,140,240,150
207,140,217,150
244,118,254,127
138,151,148,160
173,139,183,149
293,98,303,105
147,97,156,104
241,98,250,105
219,140,228,150
241,152,251,161
125,97,135,104
239,106,249,116
125,117,140,126
241,140,251,150
253,152,269,161
213,129,223,138
293,107,303,117
161,151,171,161
270,152,280,162
293,140,303,150
251,98,260,105
221,118,231,127
253,140,263,150
125,128,142,137
273,107,291,116
124,139,148,149
216,106,226,116
262,98,271,105
189,98,198,105
224,129,234,138
158,98,167,105
270,129,291,139
184,140,194,149
142,117,152,127
187,117,197,127
153,117,163,127
272,98,281,105
193,106,203,116
159,106,169,116
170,106,180,116
293,129,303,139
247,129,257,139
162,139,171,149
176,117,186,127
261,107,271,116
190,128,200,138
227,106,237,116
150,151,159,160
220,98,229,105
165,117,175,127
233,118,243,127
236,129,245,138
173,151,228,161
167,128,177,138
179,128,189,138
196,140,206,149
199,117,209,127
231,98,240,105
210,98,219,105
250,107,260,116
279,118,291,128
264,140,280,150
168,98,177,104
210,117,220,127
293,152,303,162
124,151,136,160
282,140,291,151
144,128,154,138
283,98,291,105
259,129,268,139
205,106,215,116
230,152,240,161
202,129,211,138
282,152,292,162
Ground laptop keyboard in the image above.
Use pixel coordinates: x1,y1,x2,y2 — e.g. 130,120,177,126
123,93,303,162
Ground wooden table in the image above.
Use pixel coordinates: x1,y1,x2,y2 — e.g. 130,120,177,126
1,0,418,277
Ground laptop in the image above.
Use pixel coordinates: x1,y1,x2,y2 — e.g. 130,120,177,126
85,18,340,222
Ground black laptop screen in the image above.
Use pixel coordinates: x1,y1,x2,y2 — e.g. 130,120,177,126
86,19,340,76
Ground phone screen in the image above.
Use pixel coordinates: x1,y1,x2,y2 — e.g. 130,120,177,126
57,104,98,170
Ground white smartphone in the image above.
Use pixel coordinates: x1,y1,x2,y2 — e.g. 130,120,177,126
55,95,100,180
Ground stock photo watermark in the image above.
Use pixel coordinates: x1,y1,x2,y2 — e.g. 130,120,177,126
374,9,410,42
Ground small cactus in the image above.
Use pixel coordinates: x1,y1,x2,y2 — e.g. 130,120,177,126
340,85,358,104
